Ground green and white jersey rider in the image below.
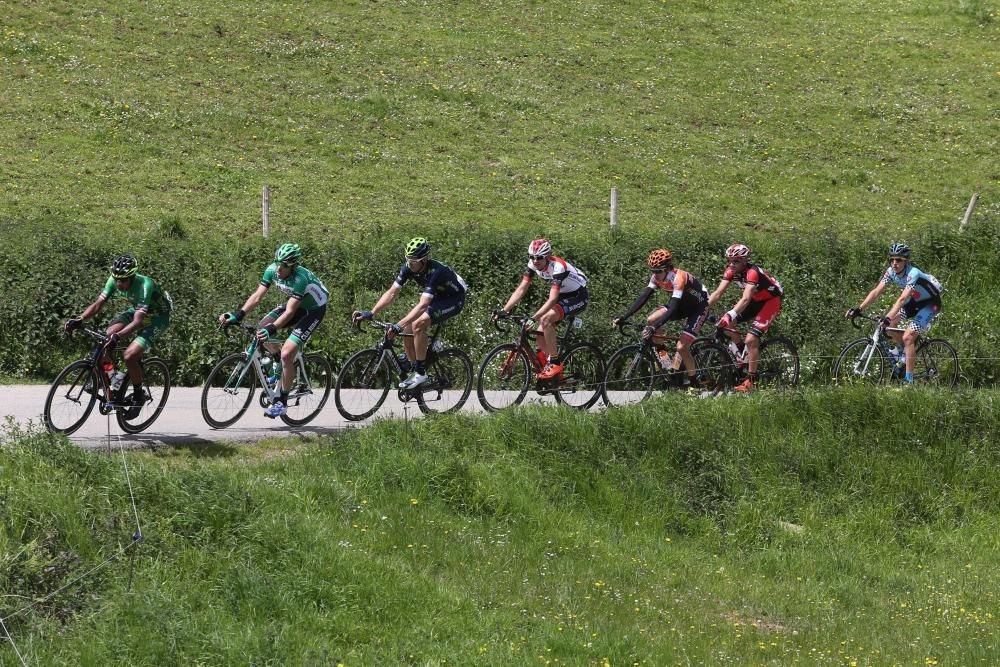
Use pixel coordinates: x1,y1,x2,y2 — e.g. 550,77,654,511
98,273,172,348
260,263,329,310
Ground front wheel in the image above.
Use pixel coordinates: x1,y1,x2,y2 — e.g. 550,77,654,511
281,353,334,426
832,338,886,386
334,348,391,421
201,353,257,429
757,336,800,389
690,339,736,394
602,344,656,407
44,360,99,435
913,339,959,388
117,358,171,434
476,344,531,412
417,348,473,415
553,342,605,410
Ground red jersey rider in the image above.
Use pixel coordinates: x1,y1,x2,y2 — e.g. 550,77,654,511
494,239,589,381
706,243,784,392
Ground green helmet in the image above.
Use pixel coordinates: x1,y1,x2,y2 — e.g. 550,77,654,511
405,237,431,260
275,243,302,264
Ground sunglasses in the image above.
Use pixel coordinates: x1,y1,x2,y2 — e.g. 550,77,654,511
279,261,296,268
529,254,548,261
889,257,907,262
651,268,668,274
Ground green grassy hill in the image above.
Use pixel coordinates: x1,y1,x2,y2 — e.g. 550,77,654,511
3,0,996,240
3,390,1000,664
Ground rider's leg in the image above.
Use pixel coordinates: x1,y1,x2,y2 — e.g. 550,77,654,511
902,328,920,380
538,309,561,360
102,321,126,368
411,313,432,363
123,341,145,386
744,332,762,374
278,338,300,395
646,307,670,349
676,333,697,377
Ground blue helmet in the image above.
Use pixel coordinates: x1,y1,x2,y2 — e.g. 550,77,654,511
888,242,911,259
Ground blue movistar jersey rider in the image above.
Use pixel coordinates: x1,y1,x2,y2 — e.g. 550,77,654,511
394,259,468,299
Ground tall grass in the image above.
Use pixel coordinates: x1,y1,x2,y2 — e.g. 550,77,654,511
3,389,999,664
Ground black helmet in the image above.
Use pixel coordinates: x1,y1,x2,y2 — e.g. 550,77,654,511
888,242,911,259
111,254,138,279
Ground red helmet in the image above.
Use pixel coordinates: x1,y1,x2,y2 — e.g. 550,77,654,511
528,238,552,257
647,248,673,270
725,243,751,259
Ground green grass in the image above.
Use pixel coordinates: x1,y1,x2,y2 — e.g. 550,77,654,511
2,0,997,242
3,389,1000,664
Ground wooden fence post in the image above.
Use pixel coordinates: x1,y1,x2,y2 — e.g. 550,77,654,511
262,185,271,238
959,192,978,233
610,187,619,229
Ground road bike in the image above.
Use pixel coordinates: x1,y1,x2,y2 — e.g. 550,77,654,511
201,324,333,428
713,320,800,389
832,313,959,387
476,311,605,412
602,321,733,406
44,327,170,435
335,320,473,421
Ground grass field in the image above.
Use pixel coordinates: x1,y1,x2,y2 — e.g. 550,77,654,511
3,389,1000,665
2,0,996,242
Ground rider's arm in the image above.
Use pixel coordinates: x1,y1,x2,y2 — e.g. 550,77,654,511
727,283,757,318
706,279,731,308
649,295,681,329
619,287,654,320
239,284,270,315
398,293,433,329
370,284,402,317
272,296,303,329
885,286,913,320
76,296,107,322
532,283,561,322
501,277,531,314
856,281,887,311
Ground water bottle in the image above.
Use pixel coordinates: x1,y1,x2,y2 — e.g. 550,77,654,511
657,349,673,370
103,361,115,381
110,371,127,392
729,342,746,369
431,340,444,353
572,317,584,330
260,354,272,370
397,352,411,373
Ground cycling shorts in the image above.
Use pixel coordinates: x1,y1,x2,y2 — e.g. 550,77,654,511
901,300,940,334
737,297,781,337
428,293,465,324
111,309,170,349
552,287,589,320
656,299,709,340
264,304,326,346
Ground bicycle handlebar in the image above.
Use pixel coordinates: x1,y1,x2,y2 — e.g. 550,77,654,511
850,312,885,330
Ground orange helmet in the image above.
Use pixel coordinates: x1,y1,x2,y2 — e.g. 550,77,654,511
647,248,673,270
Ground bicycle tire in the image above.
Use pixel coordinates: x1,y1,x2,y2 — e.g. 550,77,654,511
281,353,334,426
690,339,736,394
553,342,604,409
201,352,257,429
757,336,800,389
913,338,959,388
417,348,473,415
44,360,100,435
335,348,392,421
602,344,656,407
476,343,531,412
832,338,887,386
117,358,171,434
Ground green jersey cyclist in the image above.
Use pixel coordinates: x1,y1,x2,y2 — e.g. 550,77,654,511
219,243,329,418
63,254,172,418
352,237,468,390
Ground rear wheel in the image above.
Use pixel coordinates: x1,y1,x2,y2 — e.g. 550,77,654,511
44,360,99,435
913,339,959,388
201,353,257,429
553,342,604,410
602,344,656,407
476,344,531,412
832,338,886,386
757,336,800,389
334,349,391,421
117,358,171,434
691,340,736,394
418,349,473,415
281,353,334,426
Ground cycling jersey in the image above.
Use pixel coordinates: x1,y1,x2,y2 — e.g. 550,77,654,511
722,264,783,301
648,269,708,308
260,263,329,310
99,274,172,318
394,259,468,299
523,256,588,293
880,264,942,306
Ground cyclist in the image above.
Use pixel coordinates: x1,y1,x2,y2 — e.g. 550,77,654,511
219,243,329,418
845,242,942,384
707,243,783,392
351,237,467,390
494,238,589,381
612,248,710,388
63,254,172,418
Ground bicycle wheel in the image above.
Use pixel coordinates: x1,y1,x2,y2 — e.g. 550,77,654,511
691,339,736,394
913,339,959,388
476,343,531,412
117,358,171,434
201,352,257,428
757,336,800,389
418,348,473,415
281,353,334,426
554,342,604,410
602,344,656,407
832,338,886,386
44,360,99,435
335,348,392,421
